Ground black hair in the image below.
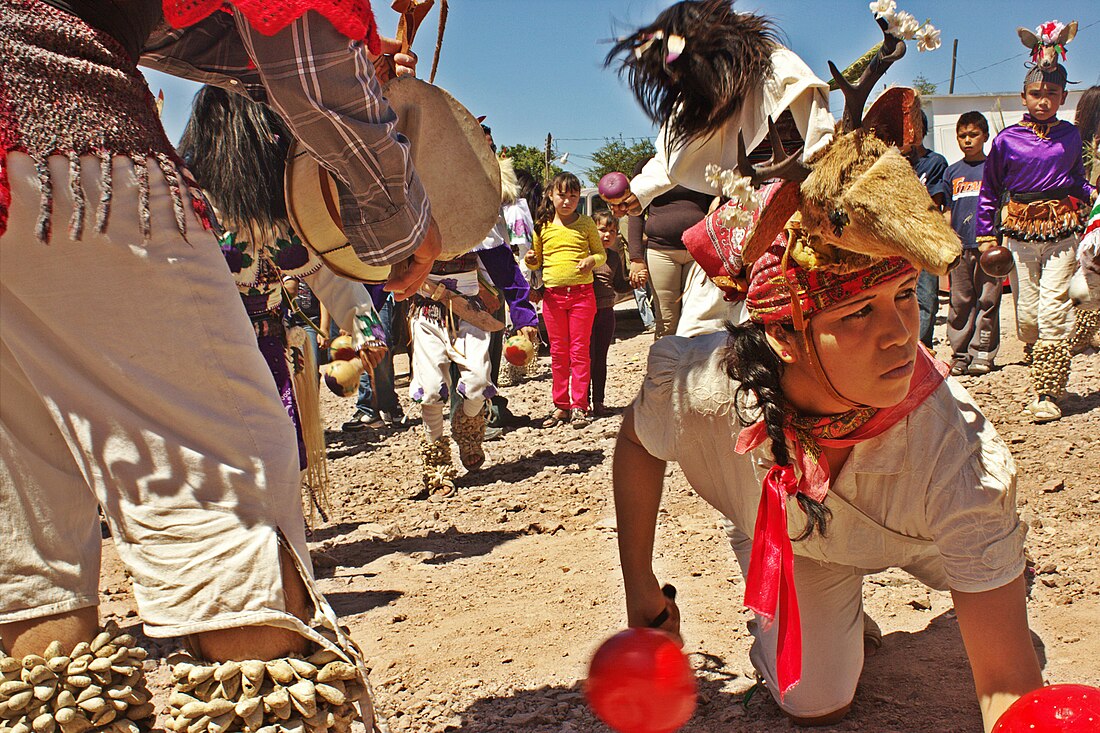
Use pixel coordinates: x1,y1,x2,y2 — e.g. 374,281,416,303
592,210,618,228
515,167,543,222
1075,86,1100,145
918,111,929,137
178,86,292,234
481,123,497,153
534,171,582,234
956,111,989,136
605,0,778,152
722,320,831,541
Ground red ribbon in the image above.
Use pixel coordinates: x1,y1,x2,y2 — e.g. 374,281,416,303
743,464,801,698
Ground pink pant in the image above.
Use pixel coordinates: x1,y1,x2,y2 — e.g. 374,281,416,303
543,283,597,410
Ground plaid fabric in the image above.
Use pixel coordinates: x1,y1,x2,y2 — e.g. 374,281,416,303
142,9,430,267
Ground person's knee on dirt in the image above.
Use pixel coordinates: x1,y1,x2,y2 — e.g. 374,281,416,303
608,7,1042,727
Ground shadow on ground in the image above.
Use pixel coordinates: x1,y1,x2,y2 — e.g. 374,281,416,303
462,448,606,488
324,528,524,571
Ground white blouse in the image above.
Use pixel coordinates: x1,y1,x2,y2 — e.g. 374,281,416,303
632,332,1027,593
631,47,837,210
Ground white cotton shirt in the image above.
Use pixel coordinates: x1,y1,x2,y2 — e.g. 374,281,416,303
632,332,1027,594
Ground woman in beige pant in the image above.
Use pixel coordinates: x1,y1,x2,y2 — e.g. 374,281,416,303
626,180,712,337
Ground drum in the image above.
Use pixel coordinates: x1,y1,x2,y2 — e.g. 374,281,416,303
284,78,502,281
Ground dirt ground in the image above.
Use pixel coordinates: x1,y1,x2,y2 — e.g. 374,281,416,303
97,300,1100,733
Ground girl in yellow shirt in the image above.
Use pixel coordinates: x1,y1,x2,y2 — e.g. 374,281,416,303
525,172,607,426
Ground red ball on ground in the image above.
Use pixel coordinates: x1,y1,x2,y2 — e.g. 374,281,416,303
598,172,630,203
584,628,696,733
980,245,1015,279
992,684,1100,732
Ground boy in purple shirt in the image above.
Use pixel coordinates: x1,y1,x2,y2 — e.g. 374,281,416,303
946,112,1002,376
976,54,1095,422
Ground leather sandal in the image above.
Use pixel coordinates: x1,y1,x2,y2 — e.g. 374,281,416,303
1026,398,1061,423
542,409,570,427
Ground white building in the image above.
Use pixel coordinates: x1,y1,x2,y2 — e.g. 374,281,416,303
922,91,1085,162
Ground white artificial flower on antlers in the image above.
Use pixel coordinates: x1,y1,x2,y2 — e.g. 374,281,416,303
868,0,897,19
887,10,921,40
915,24,941,52
704,164,761,230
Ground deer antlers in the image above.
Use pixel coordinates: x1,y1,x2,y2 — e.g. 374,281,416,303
828,16,907,132
736,116,811,186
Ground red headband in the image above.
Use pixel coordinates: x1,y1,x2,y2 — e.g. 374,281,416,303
680,181,916,325
746,243,915,325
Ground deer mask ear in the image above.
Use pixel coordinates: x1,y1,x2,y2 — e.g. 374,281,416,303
1017,27,1039,49
742,181,801,265
1059,20,1078,45
862,87,921,149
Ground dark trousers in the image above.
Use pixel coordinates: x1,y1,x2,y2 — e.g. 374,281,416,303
917,270,939,348
589,307,616,405
354,294,402,416
947,248,1003,363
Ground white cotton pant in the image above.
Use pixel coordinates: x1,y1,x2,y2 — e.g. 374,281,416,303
0,153,320,641
408,312,495,408
724,520,948,718
1005,235,1079,342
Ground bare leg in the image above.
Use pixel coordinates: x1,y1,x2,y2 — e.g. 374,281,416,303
193,546,312,661
3,549,311,662
0,606,99,657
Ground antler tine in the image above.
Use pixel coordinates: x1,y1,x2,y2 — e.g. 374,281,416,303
830,15,907,132
736,129,754,182
736,118,811,188
766,116,786,159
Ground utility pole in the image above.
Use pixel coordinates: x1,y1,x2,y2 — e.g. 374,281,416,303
544,132,553,184
949,38,958,94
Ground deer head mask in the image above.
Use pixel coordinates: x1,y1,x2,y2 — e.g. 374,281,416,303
1018,20,1077,72
739,16,961,276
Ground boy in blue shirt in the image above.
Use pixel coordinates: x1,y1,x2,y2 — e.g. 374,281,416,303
905,112,949,349
945,112,1002,375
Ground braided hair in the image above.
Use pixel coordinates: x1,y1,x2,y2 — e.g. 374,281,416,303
723,320,831,541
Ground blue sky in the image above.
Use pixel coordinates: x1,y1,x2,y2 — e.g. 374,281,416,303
144,1,1099,184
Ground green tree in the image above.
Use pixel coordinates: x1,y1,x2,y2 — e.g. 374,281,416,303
912,74,938,96
500,142,562,183
585,137,656,186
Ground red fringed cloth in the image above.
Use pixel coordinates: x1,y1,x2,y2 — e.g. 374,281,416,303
733,346,950,697
163,0,381,54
